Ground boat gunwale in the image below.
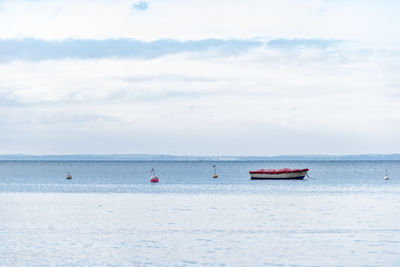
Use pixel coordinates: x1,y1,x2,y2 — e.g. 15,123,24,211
249,168,309,175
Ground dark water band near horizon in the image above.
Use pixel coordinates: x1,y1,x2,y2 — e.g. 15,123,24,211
1,160,400,266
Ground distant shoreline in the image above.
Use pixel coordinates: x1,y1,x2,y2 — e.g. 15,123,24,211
1,154,400,161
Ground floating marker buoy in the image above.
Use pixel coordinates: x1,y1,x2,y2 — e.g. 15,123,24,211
66,172,72,180
212,164,218,178
384,169,390,180
150,176,159,183
150,168,159,183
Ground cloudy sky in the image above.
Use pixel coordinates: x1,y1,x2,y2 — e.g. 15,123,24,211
0,0,399,155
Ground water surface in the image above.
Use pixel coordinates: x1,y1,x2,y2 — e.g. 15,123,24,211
1,160,399,266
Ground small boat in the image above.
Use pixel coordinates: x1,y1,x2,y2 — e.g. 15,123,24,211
249,168,309,180
66,172,72,180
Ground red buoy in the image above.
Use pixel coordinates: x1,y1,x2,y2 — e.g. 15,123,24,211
149,168,159,183
150,176,159,183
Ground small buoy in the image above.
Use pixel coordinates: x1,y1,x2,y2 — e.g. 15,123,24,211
384,169,390,180
212,165,218,178
66,172,72,180
150,168,159,183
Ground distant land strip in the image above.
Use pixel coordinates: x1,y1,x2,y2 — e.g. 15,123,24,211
0,154,400,161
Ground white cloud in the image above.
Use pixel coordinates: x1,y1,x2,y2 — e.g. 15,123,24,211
0,0,398,47
1,44,399,155
0,0,399,155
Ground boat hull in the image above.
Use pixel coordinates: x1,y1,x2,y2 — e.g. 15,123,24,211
251,176,305,180
250,170,308,180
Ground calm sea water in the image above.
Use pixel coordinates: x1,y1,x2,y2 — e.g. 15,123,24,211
0,160,399,193
1,160,400,266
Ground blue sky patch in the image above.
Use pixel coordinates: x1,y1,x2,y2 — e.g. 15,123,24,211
267,39,340,48
0,38,264,61
132,1,149,11
0,38,343,62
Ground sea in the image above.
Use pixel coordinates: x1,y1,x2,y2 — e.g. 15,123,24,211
1,160,400,266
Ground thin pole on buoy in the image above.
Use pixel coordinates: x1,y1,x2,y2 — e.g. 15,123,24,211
66,172,72,180
212,165,218,178
384,169,390,180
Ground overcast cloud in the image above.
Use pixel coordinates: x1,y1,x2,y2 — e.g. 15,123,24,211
0,0,399,155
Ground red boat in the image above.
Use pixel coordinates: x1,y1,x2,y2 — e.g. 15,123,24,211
249,168,309,180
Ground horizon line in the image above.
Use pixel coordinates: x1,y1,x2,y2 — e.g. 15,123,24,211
0,153,399,158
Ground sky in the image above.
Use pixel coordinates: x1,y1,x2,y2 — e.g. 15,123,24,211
0,0,399,156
